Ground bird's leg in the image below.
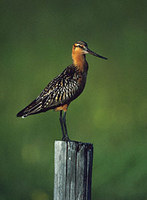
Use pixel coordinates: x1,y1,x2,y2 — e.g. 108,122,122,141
59,111,65,140
62,111,70,141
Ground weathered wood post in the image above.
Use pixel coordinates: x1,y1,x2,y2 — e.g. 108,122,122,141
54,141,93,200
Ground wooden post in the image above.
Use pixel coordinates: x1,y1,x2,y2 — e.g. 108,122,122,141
54,141,93,200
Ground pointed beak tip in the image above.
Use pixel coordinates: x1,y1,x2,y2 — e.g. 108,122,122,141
87,48,107,60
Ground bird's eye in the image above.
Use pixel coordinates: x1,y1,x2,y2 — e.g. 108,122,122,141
79,45,85,49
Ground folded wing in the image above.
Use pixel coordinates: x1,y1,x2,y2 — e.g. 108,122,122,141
17,65,81,117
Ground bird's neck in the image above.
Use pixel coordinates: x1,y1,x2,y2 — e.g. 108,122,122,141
72,51,87,72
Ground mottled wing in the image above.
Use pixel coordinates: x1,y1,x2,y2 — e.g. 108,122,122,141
40,65,81,108
17,65,82,117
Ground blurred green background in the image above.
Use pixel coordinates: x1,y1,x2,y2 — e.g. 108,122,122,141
0,0,147,199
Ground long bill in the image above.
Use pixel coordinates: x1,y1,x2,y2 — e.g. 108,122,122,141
87,48,108,60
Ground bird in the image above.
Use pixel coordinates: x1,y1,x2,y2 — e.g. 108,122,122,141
17,41,107,141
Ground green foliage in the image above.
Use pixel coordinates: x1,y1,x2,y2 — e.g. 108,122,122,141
0,0,146,199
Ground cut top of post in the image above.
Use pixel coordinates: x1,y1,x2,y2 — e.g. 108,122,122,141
54,141,93,200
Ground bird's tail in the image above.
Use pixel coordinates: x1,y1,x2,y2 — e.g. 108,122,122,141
17,98,43,118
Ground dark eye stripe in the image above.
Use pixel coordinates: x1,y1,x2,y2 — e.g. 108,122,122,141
79,45,84,49
75,44,84,49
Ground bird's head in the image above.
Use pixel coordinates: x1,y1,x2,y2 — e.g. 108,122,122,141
73,41,107,60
